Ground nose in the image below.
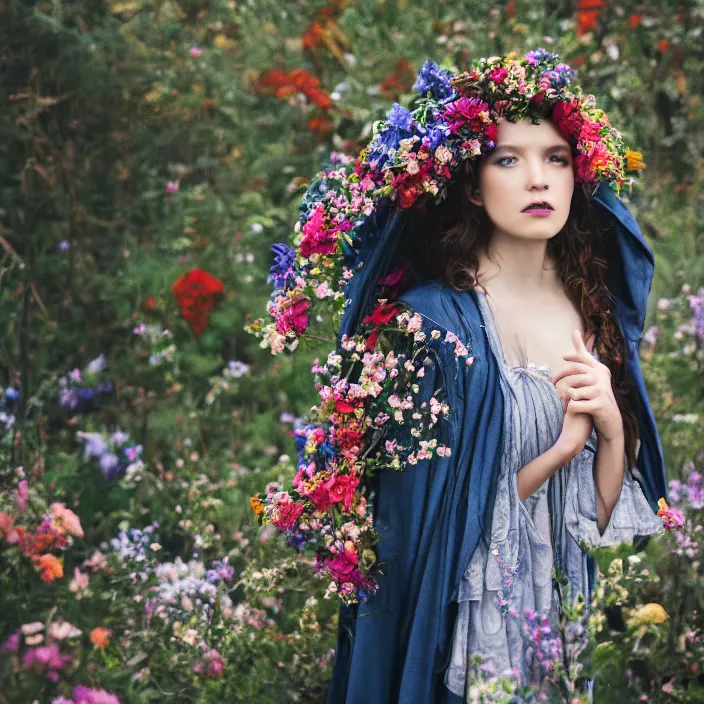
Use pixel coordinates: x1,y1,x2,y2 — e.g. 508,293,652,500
527,156,549,191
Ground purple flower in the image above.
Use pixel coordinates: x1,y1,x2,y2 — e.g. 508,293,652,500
77,431,109,459
643,324,659,346
367,103,416,168
23,643,72,679
2,631,20,652
58,240,72,252
111,429,130,447
687,288,704,341
99,452,121,479
268,243,296,291
412,60,454,101
524,48,558,65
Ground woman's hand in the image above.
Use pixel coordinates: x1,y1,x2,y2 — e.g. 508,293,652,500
552,329,624,443
555,398,594,462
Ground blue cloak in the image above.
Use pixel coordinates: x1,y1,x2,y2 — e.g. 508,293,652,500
326,182,669,703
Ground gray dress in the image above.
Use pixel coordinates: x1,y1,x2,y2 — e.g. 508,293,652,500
444,290,664,697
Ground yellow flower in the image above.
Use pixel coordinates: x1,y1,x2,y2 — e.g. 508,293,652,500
627,602,669,627
625,149,646,172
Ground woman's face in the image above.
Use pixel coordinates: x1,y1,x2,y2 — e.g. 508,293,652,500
468,117,575,243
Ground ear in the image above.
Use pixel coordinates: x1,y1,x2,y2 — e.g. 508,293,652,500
465,183,483,208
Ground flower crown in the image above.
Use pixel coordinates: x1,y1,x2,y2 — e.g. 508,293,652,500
246,48,646,355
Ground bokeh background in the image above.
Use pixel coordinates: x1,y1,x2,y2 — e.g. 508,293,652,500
0,1,702,702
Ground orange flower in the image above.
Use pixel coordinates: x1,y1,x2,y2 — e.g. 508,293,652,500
34,553,64,582
576,0,605,37
90,627,111,649
250,496,264,516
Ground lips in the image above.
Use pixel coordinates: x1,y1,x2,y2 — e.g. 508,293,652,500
522,202,553,212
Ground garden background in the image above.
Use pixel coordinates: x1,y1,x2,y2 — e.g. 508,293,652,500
0,0,703,702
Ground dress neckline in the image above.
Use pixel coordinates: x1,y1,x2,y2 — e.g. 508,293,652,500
474,289,557,387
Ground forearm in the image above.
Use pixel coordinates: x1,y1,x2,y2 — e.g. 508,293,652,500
593,433,626,535
516,440,573,503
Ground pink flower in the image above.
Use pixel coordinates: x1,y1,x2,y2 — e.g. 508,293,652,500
14,480,29,514
275,296,310,336
271,496,304,531
193,648,226,679
166,181,180,194
69,567,90,593
189,46,203,58
50,503,84,538
72,686,121,704
22,643,73,680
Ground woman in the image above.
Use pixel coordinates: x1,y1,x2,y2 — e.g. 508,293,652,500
324,57,668,702
246,49,669,704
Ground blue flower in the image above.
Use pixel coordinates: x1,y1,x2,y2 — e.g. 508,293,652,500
524,48,559,65
268,242,296,291
367,104,416,169
5,387,19,401
543,64,576,89
412,60,453,100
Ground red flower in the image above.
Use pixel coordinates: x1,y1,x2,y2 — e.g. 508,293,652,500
171,269,225,337
551,99,584,146
362,302,400,351
363,302,400,327
575,0,605,37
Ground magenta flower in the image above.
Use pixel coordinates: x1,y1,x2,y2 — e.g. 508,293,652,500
165,181,179,194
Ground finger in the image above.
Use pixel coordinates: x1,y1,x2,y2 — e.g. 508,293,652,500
555,373,594,389
571,328,585,354
562,351,598,367
585,333,596,355
566,398,599,414
565,385,598,402
552,362,594,385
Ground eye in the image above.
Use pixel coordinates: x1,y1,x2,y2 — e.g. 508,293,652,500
494,155,570,166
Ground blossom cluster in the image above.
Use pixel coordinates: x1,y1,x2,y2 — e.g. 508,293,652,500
0,476,83,583
76,427,144,482
246,49,646,355
132,322,178,372
58,353,115,414
250,304,457,604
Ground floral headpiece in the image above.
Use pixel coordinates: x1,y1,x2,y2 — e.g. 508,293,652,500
247,49,652,605
246,48,646,356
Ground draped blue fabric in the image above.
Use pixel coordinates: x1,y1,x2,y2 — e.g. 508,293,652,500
326,182,668,703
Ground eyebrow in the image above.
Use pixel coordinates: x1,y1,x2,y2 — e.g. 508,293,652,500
492,144,572,154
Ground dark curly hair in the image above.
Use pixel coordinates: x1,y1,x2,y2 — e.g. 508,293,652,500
405,158,640,472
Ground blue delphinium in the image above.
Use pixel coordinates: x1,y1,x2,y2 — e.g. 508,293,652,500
412,60,454,101
366,103,416,169
268,242,296,291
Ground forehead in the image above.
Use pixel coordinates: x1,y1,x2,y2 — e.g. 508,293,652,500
493,117,571,150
